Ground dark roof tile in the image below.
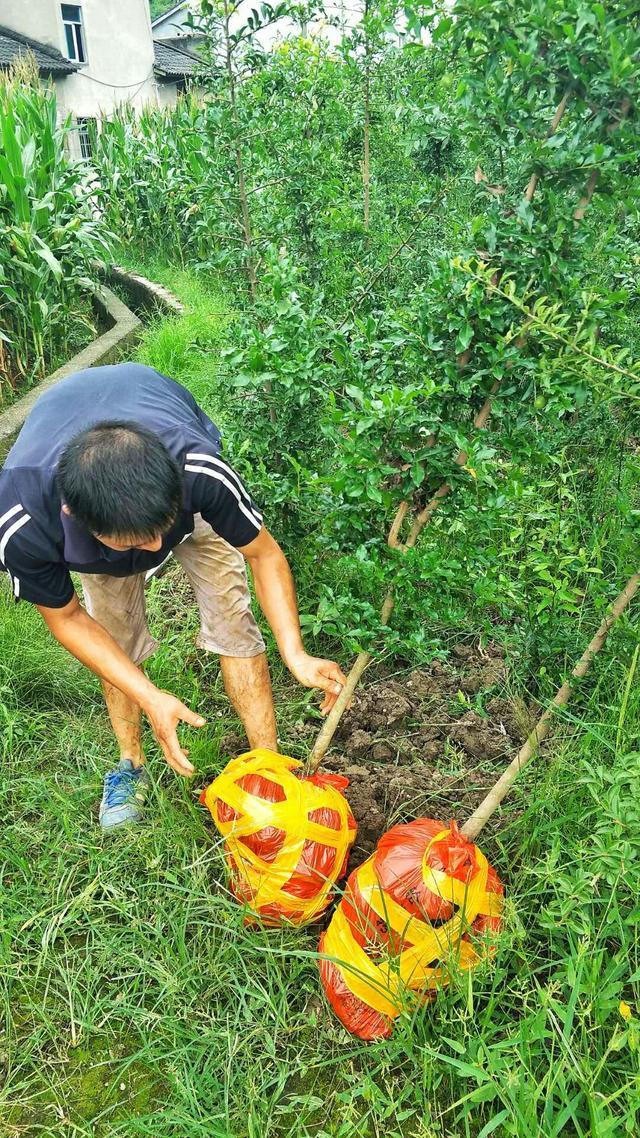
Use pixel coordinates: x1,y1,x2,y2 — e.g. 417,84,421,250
0,24,78,76
153,38,199,79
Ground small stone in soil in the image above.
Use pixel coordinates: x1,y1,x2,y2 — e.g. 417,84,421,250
371,742,394,762
345,729,374,757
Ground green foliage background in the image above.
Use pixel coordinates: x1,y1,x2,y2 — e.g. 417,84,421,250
87,0,640,679
1,0,640,1133
149,0,172,20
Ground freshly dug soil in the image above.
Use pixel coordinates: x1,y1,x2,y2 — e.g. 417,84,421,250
316,642,535,865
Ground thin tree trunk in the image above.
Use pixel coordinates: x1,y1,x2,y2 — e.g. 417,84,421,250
221,0,277,425
573,168,600,225
223,0,257,302
573,97,631,224
524,87,572,203
461,572,640,840
362,0,371,230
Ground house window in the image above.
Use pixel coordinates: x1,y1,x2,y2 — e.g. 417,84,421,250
76,116,94,159
61,4,86,63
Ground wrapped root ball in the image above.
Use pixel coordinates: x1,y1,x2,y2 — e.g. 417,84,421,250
319,818,503,1039
200,748,357,925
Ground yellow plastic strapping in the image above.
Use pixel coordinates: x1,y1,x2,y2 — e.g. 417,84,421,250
203,749,355,921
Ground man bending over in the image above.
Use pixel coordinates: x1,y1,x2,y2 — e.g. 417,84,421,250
0,363,345,828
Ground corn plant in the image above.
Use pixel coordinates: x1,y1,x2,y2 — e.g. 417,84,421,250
91,100,215,268
0,57,111,397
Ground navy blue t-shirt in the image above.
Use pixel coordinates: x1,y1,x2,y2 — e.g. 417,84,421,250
0,364,263,608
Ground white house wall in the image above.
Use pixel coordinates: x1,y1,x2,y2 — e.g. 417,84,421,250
1,0,61,48
55,0,159,118
156,79,180,107
152,3,194,40
2,0,161,120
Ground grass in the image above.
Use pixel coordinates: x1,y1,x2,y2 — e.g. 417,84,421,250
1,266,640,1137
122,261,237,433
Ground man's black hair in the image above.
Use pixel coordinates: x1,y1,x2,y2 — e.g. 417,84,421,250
57,421,183,540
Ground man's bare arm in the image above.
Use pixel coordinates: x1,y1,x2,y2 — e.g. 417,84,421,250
37,594,205,775
240,527,347,714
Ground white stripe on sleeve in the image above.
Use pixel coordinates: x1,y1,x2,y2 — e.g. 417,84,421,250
184,465,261,533
0,503,24,532
0,512,31,564
185,453,262,521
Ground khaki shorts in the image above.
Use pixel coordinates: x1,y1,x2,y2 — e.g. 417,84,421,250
80,514,265,665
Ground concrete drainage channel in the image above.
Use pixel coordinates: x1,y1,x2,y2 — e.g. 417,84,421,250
107,265,185,319
0,267,184,455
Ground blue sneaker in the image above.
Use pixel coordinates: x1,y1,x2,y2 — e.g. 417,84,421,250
99,759,150,830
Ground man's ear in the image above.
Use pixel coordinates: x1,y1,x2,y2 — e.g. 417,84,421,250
62,504,71,516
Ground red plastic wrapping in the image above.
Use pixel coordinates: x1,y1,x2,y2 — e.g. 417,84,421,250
319,818,504,1039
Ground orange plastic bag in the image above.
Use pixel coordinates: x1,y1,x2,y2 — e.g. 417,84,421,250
318,818,503,1039
200,748,357,925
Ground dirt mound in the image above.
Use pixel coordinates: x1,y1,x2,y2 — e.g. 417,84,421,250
321,642,533,865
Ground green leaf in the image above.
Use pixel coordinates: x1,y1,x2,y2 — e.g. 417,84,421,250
34,242,62,278
432,15,453,40
477,1111,510,1138
455,322,474,354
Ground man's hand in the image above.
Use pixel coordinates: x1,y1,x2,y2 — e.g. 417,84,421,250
142,690,206,776
38,596,207,779
286,651,348,714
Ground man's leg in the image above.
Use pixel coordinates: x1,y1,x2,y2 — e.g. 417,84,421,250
220,653,277,751
173,515,278,751
101,680,145,767
80,570,158,764
80,572,158,827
